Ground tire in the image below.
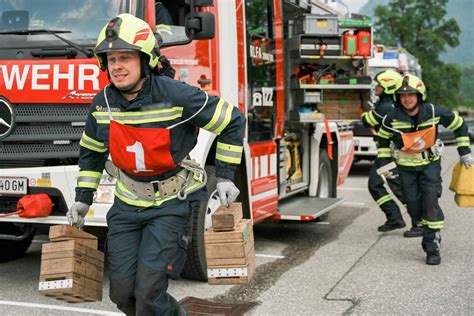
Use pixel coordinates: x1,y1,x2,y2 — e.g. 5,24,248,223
316,149,335,221
181,166,217,281
317,149,334,198
0,223,35,263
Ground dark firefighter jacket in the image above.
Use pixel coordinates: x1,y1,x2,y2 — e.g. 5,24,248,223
75,74,246,206
377,102,471,167
361,94,395,132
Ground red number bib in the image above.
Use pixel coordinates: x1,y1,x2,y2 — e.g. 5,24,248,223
109,120,176,176
401,125,436,154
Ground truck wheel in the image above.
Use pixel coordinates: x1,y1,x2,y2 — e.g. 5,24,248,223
0,223,35,263
316,149,335,221
181,166,216,281
317,149,334,198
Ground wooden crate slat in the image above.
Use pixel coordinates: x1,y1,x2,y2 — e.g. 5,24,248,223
39,272,102,303
39,272,85,298
40,257,86,277
84,277,103,301
211,203,243,231
49,225,97,241
207,250,256,285
84,261,104,282
205,219,253,243
206,239,255,267
205,230,254,260
50,237,98,249
42,240,104,267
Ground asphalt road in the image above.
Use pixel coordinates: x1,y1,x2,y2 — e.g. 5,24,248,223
0,145,472,315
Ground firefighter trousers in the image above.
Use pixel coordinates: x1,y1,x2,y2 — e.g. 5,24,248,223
368,157,407,222
398,160,444,253
106,197,194,316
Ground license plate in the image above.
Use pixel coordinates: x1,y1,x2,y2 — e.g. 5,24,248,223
0,177,28,195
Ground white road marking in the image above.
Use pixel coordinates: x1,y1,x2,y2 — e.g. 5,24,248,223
255,253,285,259
315,221,330,225
342,202,366,206
0,300,122,315
338,187,368,191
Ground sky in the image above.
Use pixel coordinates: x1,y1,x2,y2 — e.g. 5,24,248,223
312,0,370,14
340,0,369,13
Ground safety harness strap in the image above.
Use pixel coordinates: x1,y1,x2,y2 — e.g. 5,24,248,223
105,159,207,204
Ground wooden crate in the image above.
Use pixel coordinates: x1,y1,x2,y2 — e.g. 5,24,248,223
211,203,243,231
324,91,360,100
48,225,98,249
207,249,256,285
205,219,256,285
39,272,102,303
205,220,253,261
41,240,104,268
39,229,104,303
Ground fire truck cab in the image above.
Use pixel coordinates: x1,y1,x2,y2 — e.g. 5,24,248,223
0,0,371,281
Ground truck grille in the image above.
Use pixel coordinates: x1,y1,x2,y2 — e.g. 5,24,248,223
0,103,88,161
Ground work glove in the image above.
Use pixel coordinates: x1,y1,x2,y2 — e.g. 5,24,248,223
66,201,90,228
460,153,473,169
216,177,240,205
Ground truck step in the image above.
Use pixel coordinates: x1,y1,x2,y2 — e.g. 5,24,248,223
273,196,344,221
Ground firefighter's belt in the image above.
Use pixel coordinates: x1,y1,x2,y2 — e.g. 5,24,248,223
393,144,440,161
105,161,189,201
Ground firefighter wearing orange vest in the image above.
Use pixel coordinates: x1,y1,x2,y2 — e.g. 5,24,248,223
362,70,421,237
66,14,245,315
377,74,472,265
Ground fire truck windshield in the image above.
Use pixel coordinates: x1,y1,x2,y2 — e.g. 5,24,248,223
0,28,95,57
0,0,133,43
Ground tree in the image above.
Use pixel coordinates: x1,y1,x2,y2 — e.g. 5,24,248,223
374,0,462,107
459,65,474,106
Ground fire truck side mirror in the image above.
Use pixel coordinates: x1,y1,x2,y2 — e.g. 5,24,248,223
185,12,215,40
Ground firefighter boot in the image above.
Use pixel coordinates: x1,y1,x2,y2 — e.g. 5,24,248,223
403,225,423,238
377,218,406,232
426,251,441,265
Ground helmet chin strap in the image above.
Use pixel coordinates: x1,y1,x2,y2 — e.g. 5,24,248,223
121,54,150,95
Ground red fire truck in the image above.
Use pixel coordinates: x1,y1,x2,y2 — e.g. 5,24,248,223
0,0,372,280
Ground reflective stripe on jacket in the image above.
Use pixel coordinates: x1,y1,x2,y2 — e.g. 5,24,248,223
376,102,471,167
75,74,246,205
